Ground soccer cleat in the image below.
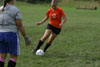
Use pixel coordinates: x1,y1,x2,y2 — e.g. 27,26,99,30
32,49,37,53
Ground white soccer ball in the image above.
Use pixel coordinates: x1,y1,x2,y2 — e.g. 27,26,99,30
36,49,44,56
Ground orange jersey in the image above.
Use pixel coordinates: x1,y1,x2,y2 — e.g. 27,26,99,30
46,8,66,28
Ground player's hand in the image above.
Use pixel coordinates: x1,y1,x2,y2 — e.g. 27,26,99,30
36,22,42,25
24,36,31,46
60,23,64,27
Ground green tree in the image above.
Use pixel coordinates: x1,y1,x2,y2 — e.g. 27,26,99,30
25,0,51,3
17,0,25,1
25,0,36,3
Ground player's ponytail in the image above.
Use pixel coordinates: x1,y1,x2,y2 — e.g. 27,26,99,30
2,0,11,12
2,0,7,11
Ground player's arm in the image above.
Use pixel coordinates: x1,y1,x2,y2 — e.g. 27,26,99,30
37,16,49,25
16,19,31,46
16,19,26,37
60,16,67,27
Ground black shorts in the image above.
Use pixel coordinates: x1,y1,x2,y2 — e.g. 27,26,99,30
46,24,61,35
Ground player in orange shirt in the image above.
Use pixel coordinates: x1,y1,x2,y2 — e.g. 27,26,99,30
32,0,66,53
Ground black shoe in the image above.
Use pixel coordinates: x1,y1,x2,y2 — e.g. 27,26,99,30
32,49,37,53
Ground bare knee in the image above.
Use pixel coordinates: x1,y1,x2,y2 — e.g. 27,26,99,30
48,33,57,44
0,53,7,62
41,29,51,42
0,53,7,59
41,37,47,42
48,40,53,44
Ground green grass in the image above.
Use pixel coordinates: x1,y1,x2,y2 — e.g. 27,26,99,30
1,1,100,67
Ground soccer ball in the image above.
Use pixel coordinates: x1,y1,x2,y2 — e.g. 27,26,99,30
36,49,44,56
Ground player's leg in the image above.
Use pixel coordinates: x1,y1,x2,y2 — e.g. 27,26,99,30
33,29,52,52
44,32,57,52
0,35,7,67
41,29,52,42
0,53,7,67
8,54,18,67
7,32,20,67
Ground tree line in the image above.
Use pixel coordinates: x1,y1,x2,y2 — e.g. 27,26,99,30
1,0,100,4
17,0,51,3
16,0,100,4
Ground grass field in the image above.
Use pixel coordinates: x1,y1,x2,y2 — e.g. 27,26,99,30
1,1,100,67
